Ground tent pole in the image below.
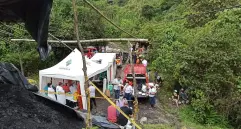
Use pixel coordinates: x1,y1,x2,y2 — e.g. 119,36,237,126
72,0,91,128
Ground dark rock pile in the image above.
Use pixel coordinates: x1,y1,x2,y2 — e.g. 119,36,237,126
0,84,84,129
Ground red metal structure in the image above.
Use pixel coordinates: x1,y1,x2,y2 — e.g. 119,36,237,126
123,64,149,83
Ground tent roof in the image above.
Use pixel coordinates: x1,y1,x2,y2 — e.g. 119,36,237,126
40,48,108,80
91,53,116,66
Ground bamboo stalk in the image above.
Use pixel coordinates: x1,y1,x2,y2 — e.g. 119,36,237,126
72,0,91,128
11,38,149,43
129,42,139,121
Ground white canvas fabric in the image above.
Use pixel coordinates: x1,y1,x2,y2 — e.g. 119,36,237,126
39,48,109,109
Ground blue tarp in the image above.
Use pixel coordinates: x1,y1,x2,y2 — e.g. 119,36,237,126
92,116,120,129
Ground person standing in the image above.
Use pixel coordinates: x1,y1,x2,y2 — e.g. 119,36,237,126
89,83,97,111
142,58,148,67
149,85,157,108
56,82,66,105
48,84,56,101
44,83,51,96
62,83,70,93
124,82,133,107
101,46,105,53
142,58,148,77
56,82,63,91
69,82,77,94
112,76,123,99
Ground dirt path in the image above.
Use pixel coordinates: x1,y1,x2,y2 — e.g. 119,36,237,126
92,66,180,127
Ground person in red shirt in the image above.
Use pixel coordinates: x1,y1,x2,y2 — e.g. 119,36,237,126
62,83,70,93
107,102,117,123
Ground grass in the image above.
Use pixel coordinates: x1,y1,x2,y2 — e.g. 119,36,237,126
144,124,174,129
150,73,230,129
178,106,230,129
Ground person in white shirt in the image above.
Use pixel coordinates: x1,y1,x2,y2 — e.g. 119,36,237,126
149,85,157,108
88,83,96,110
142,58,149,77
142,59,148,67
56,82,66,105
124,82,133,107
112,76,123,99
48,85,56,101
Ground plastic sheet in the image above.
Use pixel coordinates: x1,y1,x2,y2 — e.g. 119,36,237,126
0,0,53,60
0,62,38,92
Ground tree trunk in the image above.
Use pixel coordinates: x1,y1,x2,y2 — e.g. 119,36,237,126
72,0,91,128
19,53,24,76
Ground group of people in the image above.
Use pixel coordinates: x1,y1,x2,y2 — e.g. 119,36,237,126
43,81,78,105
112,76,134,107
171,88,189,107
111,76,158,108
107,95,133,128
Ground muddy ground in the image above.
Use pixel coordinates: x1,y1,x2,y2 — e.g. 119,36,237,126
0,84,84,129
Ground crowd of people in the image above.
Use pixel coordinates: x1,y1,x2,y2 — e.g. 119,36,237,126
43,81,79,107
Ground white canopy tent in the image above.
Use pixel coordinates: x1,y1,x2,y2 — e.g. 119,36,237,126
39,48,108,109
91,53,116,90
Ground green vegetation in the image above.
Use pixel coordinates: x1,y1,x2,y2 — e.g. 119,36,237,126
0,0,241,128
143,124,174,129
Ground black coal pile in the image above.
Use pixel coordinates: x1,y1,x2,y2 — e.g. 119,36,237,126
0,63,84,129
0,84,84,129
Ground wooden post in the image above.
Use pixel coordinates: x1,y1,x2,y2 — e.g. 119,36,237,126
129,42,139,121
18,43,24,76
72,0,91,128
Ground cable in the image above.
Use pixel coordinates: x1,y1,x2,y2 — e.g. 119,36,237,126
83,0,138,38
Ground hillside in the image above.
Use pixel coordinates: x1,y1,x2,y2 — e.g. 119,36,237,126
0,0,241,129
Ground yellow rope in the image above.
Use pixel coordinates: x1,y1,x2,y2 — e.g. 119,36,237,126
39,90,134,101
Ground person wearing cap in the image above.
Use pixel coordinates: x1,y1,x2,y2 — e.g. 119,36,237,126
172,90,179,107
149,84,157,108
112,76,123,99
